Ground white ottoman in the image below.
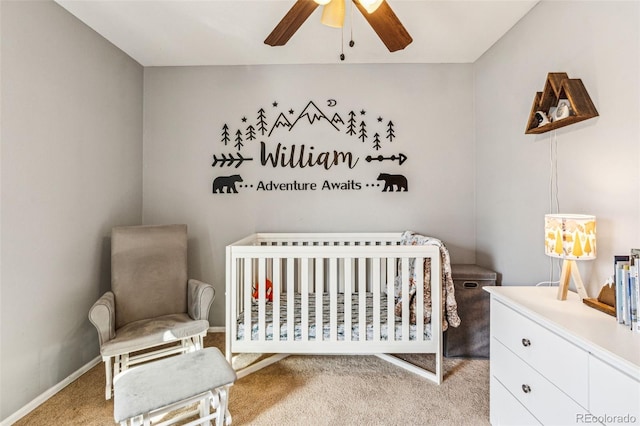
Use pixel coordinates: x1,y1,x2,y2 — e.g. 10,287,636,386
113,348,236,426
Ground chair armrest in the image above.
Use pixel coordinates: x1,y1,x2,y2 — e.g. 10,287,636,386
188,279,215,322
89,291,116,347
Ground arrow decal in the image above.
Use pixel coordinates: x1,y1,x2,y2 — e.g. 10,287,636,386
365,153,407,166
212,152,254,168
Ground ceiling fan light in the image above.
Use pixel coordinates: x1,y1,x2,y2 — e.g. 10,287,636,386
359,0,384,14
320,0,345,28
313,0,332,5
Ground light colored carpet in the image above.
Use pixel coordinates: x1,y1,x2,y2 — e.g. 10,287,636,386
14,333,489,425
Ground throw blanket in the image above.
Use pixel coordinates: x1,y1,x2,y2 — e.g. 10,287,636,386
393,231,461,331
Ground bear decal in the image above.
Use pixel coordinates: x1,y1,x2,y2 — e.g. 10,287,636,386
377,173,408,192
213,175,243,194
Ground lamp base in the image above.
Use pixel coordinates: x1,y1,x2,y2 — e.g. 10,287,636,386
557,259,589,301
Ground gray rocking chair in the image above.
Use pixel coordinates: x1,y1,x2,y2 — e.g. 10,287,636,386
89,224,215,399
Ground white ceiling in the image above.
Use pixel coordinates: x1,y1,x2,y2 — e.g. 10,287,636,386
54,0,539,66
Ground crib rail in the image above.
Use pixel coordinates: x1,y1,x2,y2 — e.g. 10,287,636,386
225,233,442,360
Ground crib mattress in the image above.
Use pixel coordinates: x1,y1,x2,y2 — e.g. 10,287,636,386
236,293,432,342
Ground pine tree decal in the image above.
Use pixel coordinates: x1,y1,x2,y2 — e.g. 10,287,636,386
584,235,593,256
386,121,396,142
221,124,230,146
346,111,357,136
554,230,563,256
245,125,256,141
257,108,268,136
234,129,244,150
372,133,382,150
572,231,584,257
359,121,367,142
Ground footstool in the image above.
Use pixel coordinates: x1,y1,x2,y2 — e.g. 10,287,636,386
113,347,236,426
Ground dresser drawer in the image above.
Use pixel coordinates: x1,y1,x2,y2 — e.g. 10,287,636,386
490,376,541,425
492,338,586,425
589,355,640,425
491,300,589,407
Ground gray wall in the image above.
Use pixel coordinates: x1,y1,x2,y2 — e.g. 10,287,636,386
0,1,143,420
474,1,640,294
2,0,639,422
142,64,477,327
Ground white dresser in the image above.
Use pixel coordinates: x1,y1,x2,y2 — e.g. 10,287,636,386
485,286,640,426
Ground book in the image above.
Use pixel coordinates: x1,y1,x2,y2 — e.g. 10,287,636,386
631,249,640,333
613,251,640,332
622,265,630,325
614,255,630,324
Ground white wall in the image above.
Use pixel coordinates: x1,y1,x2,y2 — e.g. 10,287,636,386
474,1,640,295
0,1,143,420
143,64,477,326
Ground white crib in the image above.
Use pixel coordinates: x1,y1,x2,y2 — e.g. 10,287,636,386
225,232,444,384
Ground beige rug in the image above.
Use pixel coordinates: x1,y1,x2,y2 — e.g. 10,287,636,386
14,333,489,425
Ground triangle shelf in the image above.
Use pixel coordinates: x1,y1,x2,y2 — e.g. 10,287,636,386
525,72,599,134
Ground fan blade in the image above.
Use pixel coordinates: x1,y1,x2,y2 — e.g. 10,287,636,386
265,0,320,46
353,0,412,52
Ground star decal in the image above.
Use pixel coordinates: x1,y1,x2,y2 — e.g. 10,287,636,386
377,116,383,122
360,109,366,115
241,117,247,122
272,101,278,107
289,109,294,114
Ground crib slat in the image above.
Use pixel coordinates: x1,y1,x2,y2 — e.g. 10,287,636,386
286,258,295,341
273,259,281,342
401,257,410,342
373,258,381,341
301,258,309,341
258,258,267,341
344,258,352,341
416,257,425,341
387,257,395,341
358,258,366,342
243,259,252,342
315,258,323,341
229,257,238,345
329,257,338,342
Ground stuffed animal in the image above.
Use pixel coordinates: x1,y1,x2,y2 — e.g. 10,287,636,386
252,279,273,302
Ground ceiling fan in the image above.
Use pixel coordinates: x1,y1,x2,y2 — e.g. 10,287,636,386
264,0,413,53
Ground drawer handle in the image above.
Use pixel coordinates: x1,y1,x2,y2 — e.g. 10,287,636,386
522,384,531,394
521,338,531,347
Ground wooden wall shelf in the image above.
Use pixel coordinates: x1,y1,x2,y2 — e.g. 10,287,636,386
525,72,599,134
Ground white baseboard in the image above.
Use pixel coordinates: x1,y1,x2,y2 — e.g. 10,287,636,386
1,356,102,426
208,326,225,333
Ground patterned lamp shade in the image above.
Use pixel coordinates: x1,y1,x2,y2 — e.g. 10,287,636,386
545,214,597,260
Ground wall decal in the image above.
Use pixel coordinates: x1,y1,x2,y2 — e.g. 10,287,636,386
268,113,292,136
212,98,410,195
213,175,244,193
290,101,340,132
365,153,407,166
377,173,408,192
211,153,253,168
386,121,396,141
257,109,268,136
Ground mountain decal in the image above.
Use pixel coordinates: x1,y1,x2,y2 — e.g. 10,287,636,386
290,101,340,132
268,112,292,137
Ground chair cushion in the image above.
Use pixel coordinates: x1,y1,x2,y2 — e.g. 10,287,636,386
101,313,208,357
113,348,236,423
111,224,188,329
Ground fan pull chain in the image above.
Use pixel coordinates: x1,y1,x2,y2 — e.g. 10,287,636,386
349,1,355,48
340,27,345,61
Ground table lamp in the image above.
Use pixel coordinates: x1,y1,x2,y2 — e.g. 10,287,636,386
544,214,597,300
